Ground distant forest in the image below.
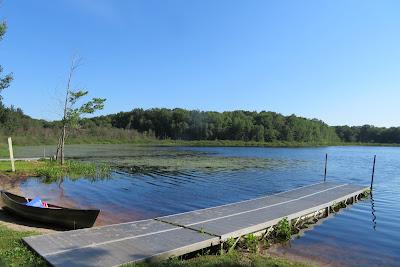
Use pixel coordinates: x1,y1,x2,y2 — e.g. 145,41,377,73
1,105,400,145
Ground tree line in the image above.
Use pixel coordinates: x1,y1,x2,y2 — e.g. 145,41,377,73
65,108,400,144
335,125,400,144
2,105,400,145
88,108,339,143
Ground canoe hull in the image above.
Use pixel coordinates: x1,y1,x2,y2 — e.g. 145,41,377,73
1,191,99,229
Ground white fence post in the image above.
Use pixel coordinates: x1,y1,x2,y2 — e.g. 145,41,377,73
8,137,15,172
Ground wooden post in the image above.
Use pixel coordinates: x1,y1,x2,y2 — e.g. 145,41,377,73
370,155,376,191
324,153,328,182
8,137,15,172
43,147,46,159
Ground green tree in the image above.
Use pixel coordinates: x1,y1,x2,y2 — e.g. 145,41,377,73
55,57,106,164
0,21,13,101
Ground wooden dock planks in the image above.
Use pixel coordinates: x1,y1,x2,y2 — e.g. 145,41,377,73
156,182,341,227
23,182,368,267
157,182,367,240
24,219,219,267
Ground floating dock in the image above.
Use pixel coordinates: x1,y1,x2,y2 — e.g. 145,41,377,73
23,181,368,267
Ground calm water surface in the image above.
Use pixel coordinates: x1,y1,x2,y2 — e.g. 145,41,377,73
19,146,400,266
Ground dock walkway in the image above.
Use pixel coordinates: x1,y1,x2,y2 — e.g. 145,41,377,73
23,181,368,267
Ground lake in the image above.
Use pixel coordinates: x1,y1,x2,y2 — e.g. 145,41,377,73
17,145,400,266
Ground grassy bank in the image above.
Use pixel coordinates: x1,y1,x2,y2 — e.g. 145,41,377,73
0,160,110,181
0,225,46,267
0,160,44,177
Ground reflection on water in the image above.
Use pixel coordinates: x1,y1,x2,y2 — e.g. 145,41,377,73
19,145,400,266
370,192,377,231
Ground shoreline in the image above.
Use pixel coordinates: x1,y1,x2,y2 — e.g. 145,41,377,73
0,170,141,233
0,149,377,266
0,174,57,234
0,172,365,267
2,140,400,156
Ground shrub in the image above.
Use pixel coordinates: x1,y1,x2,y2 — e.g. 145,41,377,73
243,233,258,253
275,218,292,242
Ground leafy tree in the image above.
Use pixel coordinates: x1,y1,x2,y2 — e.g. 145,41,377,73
0,21,13,102
55,57,106,164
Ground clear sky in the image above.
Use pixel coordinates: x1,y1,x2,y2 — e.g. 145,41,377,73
1,0,399,126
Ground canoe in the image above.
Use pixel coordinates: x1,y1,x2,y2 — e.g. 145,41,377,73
0,191,100,229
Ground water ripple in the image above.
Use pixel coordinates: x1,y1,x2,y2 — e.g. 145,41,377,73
19,146,400,266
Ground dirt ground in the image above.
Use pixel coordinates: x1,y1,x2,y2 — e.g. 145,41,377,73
267,244,334,267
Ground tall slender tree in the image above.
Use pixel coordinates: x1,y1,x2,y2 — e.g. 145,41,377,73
55,57,106,164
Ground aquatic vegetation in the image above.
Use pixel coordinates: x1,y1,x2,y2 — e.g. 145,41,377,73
35,164,64,181
331,201,347,212
109,155,278,172
14,144,307,173
361,189,371,198
35,160,111,182
91,153,303,173
274,218,292,242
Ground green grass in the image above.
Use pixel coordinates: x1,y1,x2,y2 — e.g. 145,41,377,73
33,160,111,182
243,234,258,253
0,225,46,267
0,146,9,158
0,160,44,177
125,253,310,267
0,159,110,182
274,218,292,242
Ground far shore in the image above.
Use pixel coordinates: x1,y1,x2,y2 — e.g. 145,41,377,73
1,139,400,159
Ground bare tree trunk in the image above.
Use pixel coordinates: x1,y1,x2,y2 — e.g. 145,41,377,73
55,131,63,160
57,57,80,165
60,125,66,165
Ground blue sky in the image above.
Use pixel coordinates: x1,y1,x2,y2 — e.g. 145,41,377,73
1,0,399,126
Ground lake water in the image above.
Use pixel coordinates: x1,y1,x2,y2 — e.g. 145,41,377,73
19,145,400,266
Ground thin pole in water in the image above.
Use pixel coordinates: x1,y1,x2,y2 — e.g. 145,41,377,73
370,155,376,191
324,153,328,182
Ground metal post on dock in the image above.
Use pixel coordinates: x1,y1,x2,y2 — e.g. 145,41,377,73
324,153,328,182
370,155,376,191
